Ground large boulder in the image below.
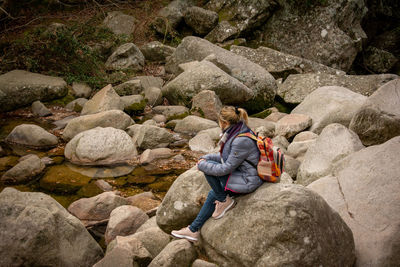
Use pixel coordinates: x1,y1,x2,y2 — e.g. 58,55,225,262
65,127,137,166
349,79,400,146
258,0,367,71
191,90,222,121
148,239,197,267
0,70,67,112
174,115,218,135
105,43,145,71
183,6,218,36
131,227,172,258
297,123,364,186
103,11,136,36
0,188,103,267
144,86,163,107
114,79,142,96
230,45,344,78
105,205,149,244
156,167,210,233
165,36,277,113
275,113,312,139
307,136,400,266
163,60,254,106
201,183,355,266
291,86,367,134
278,73,398,104
205,0,278,35
121,95,147,114
68,191,130,226
205,21,239,43
62,110,133,141
152,105,189,120
81,84,124,115
140,41,175,63
136,125,175,150
1,154,45,184
6,124,58,148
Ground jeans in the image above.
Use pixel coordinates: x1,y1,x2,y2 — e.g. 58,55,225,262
189,172,230,232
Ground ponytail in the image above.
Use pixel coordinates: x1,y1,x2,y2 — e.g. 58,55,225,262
218,106,249,126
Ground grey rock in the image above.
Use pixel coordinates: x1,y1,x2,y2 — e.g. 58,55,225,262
259,0,367,71
279,73,398,104
114,79,143,96
0,188,103,267
105,43,145,71
144,86,163,107
103,11,136,36
121,94,146,113
192,259,218,267
143,119,157,126
133,76,163,91
349,79,400,146
297,123,364,186
230,45,344,78
65,98,88,112
292,86,367,134
136,125,175,149
247,117,275,135
1,154,45,184
136,216,158,233
81,84,124,115
197,127,222,141
286,139,316,161
163,60,254,106
140,41,176,63
280,172,294,184
153,105,189,120
65,127,137,166
140,148,173,165
272,135,289,153
265,112,287,122
201,183,355,266
184,6,218,35
275,114,312,139
53,115,78,130
152,114,167,123
174,115,218,135
6,124,58,148
189,133,215,153
127,192,161,213
0,70,67,112
307,136,400,266
156,167,210,233
191,90,222,121
71,82,92,98
293,131,318,142
68,191,130,225
148,239,197,267
165,36,277,112
205,21,238,43
62,110,133,141
363,46,398,73
284,155,301,179
105,205,149,244
32,101,52,117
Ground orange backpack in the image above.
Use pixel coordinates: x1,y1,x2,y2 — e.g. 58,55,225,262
238,133,284,183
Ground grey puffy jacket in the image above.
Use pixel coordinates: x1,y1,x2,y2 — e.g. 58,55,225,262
197,123,262,193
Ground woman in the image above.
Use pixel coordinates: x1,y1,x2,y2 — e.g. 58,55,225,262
171,106,262,241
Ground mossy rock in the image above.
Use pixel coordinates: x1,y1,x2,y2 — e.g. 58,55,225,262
77,180,106,198
124,99,147,114
251,109,273,119
147,180,172,192
167,111,190,121
127,175,157,184
51,156,64,165
47,93,75,107
0,156,19,172
40,165,91,194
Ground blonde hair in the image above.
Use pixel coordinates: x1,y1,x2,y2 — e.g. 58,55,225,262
218,106,249,126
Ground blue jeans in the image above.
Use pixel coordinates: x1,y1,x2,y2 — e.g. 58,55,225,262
189,172,230,232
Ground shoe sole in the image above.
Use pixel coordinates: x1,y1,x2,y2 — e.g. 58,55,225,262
171,232,198,242
213,199,236,220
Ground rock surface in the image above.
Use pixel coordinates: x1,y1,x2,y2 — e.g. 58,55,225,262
174,115,218,135
62,110,133,140
65,98,87,112
275,114,312,139
136,125,175,150
105,205,149,244
81,84,124,115
163,60,254,106
140,41,175,63
349,79,400,146
307,136,400,266
184,6,218,35
71,82,92,98
190,90,222,121
291,86,367,134
278,73,398,104
148,239,197,267
156,167,210,233
144,86,163,106
65,127,137,165
105,43,145,71
103,11,136,35
201,183,355,267
140,148,173,165
165,36,277,112
0,188,103,267
297,124,364,186
230,45,344,78
114,79,142,96
1,154,45,184
0,70,67,112
6,124,58,148
152,105,189,120
189,133,216,153
205,21,238,43
32,101,52,116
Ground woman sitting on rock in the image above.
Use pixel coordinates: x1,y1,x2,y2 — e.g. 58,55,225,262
171,106,262,241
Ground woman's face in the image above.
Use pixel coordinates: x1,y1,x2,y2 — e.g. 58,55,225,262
219,119,229,130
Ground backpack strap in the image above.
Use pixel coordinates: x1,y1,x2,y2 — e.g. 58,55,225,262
237,132,257,141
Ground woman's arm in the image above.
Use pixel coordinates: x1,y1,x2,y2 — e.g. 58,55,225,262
200,153,221,163
197,138,253,176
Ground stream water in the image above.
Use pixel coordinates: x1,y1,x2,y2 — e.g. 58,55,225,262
0,110,197,208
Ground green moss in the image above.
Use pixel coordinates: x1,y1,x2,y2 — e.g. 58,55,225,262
124,99,148,114
191,107,205,117
251,109,273,119
47,93,75,107
167,111,189,121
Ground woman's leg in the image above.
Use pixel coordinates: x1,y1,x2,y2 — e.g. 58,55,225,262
189,174,229,232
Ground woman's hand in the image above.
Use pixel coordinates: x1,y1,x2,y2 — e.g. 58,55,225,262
197,158,205,169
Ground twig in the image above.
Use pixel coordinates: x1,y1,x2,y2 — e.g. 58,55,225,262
0,6,15,19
